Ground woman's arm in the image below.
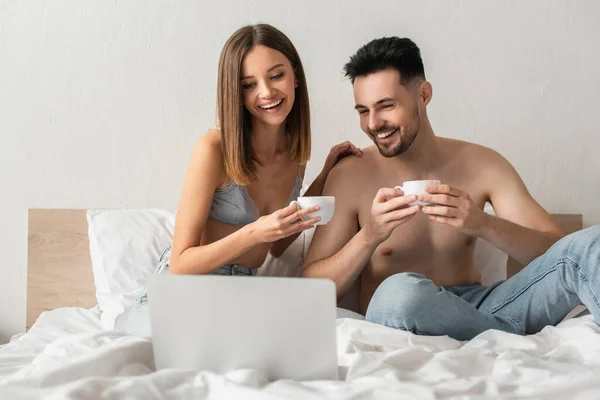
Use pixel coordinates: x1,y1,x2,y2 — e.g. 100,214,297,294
269,141,362,257
170,131,319,273
169,130,256,274
268,167,325,257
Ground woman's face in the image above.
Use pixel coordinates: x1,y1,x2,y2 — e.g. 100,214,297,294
240,45,298,128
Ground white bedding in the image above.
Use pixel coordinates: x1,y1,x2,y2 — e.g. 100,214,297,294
2,309,600,399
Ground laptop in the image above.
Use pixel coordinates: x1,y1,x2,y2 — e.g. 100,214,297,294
147,274,338,381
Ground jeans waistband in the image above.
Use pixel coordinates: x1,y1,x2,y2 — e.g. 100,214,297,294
212,264,255,276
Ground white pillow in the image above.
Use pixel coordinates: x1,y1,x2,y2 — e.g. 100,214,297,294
87,209,176,330
87,208,306,330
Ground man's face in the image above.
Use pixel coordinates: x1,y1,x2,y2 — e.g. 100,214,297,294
353,69,421,158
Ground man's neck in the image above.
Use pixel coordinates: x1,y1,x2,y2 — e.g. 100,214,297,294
393,119,444,173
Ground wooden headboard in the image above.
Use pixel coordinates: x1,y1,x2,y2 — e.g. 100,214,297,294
26,209,583,330
27,209,96,330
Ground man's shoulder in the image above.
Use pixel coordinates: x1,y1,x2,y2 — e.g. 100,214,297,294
439,137,517,186
328,145,379,179
323,145,378,193
440,137,507,165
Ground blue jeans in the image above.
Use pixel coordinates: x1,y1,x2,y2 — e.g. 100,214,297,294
365,225,600,341
115,246,254,336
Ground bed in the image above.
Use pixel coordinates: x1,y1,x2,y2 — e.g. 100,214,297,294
1,209,599,399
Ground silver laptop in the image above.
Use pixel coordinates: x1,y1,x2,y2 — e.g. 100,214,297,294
147,274,338,381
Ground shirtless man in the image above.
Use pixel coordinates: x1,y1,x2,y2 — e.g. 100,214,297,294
302,37,600,340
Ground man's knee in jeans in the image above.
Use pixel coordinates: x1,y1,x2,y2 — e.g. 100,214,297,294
576,225,600,251
365,272,439,334
565,224,600,244
552,225,600,264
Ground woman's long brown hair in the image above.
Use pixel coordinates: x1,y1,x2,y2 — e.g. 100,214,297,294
217,24,311,185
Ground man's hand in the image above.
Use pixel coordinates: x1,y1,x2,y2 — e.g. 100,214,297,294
363,188,420,246
420,184,488,236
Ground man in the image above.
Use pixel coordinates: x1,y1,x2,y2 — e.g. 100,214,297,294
302,37,600,341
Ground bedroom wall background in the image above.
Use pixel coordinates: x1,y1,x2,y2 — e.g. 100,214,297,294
1,0,599,342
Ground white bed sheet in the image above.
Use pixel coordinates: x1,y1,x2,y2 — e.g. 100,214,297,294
1,309,600,399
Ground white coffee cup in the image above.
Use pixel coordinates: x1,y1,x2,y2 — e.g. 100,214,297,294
394,180,441,206
291,196,335,225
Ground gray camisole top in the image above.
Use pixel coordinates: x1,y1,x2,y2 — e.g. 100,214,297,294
208,165,303,226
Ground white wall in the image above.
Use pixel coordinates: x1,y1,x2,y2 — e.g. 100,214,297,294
1,0,599,343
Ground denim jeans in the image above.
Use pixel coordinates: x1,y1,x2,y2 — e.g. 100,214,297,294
365,225,600,341
115,246,254,336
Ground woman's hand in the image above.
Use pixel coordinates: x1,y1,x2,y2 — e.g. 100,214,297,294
320,141,362,178
251,202,321,243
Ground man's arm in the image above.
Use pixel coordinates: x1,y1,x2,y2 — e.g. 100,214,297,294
270,165,330,258
421,148,564,265
271,142,362,258
478,151,564,264
302,161,420,297
301,165,370,297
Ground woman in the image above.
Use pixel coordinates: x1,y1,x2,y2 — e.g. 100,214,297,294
116,24,361,335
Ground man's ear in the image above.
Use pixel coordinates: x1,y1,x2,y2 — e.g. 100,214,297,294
420,81,433,106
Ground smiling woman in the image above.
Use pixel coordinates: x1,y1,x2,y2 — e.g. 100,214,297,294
218,25,312,186
115,24,362,336
241,58,293,121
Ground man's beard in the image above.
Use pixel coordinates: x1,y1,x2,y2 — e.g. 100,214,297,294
370,111,420,158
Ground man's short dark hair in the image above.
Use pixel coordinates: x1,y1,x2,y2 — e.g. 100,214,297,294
343,37,425,85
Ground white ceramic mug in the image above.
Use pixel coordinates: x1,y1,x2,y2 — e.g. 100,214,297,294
291,196,335,225
394,180,441,206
